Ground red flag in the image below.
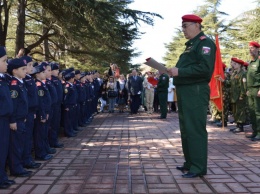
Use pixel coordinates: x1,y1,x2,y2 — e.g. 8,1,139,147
209,34,224,111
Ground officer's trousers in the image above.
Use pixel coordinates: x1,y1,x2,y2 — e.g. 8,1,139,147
158,92,167,118
8,120,26,174
176,83,209,175
248,87,260,135
0,117,10,183
34,117,49,158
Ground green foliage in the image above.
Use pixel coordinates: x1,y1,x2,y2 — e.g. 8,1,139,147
164,0,260,68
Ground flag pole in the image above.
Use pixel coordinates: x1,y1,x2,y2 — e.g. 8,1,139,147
219,80,224,129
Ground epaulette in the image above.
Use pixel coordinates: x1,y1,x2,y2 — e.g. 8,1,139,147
11,80,17,85
200,36,206,40
36,82,42,86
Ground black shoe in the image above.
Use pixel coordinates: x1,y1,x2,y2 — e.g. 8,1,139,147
35,154,53,161
67,134,76,138
157,116,166,119
182,172,203,178
251,135,260,141
53,143,64,148
246,133,257,138
48,148,56,154
0,182,10,189
217,122,227,127
24,162,41,169
3,180,15,185
74,128,83,131
11,171,32,177
176,166,189,172
233,128,244,133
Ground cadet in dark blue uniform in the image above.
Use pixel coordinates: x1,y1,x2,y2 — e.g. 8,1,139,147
85,72,93,123
50,62,64,148
33,63,53,161
45,63,58,154
21,56,41,169
78,73,87,127
0,47,15,189
7,58,32,177
73,70,81,131
63,71,77,137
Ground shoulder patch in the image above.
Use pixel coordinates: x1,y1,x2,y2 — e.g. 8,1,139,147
11,80,17,85
10,90,18,98
202,46,211,55
38,90,44,96
242,78,247,83
66,84,70,87
200,36,206,40
36,82,42,87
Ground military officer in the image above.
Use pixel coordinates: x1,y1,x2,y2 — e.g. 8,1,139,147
0,47,15,189
7,58,32,177
246,41,260,141
168,14,216,178
157,71,169,119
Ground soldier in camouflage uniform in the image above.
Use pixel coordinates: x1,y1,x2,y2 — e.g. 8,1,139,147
216,67,231,127
229,58,247,133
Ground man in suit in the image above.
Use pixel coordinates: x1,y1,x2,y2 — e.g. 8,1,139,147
128,69,143,114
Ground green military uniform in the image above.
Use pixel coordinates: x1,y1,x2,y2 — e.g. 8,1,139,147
222,72,231,124
173,31,216,175
230,69,247,132
247,57,260,139
157,73,169,118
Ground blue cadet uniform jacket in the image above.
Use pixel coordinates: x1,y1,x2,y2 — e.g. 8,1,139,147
9,78,28,123
35,79,51,120
52,75,63,103
24,75,38,112
0,75,13,117
46,78,58,106
63,82,77,108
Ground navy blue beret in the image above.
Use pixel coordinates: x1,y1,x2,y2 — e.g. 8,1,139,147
34,62,48,74
0,46,7,58
50,62,59,70
75,70,80,75
7,58,27,74
20,56,32,64
64,72,75,81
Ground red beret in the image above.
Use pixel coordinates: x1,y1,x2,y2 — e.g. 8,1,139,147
231,57,244,65
243,62,249,67
249,41,260,48
182,14,203,24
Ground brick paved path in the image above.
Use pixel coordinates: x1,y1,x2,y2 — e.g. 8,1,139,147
3,112,260,194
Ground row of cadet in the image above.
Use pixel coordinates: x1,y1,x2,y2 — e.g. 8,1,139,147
209,41,260,142
0,46,101,189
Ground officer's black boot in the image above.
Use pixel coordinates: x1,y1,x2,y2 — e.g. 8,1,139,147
233,123,244,133
230,123,238,132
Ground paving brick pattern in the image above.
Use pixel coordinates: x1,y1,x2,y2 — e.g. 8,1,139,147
4,112,260,194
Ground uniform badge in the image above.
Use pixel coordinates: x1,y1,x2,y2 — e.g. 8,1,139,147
200,36,206,40
36,82,42,86
242,78,247,82
202,46,211,55
38,90,44,96
10,90,18,98
163,77,165,80
11,80,17,85
64,88,68,94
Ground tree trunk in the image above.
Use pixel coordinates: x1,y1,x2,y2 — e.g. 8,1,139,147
0,0,11,46
15,0,26,56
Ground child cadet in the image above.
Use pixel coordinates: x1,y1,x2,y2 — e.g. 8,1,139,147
50,62,64,148
7,58,32,177
21,56,41,169
33,62,53,161
0,47,15,189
